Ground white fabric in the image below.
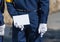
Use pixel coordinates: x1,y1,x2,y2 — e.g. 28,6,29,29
0,24,5,36
38,24,47,37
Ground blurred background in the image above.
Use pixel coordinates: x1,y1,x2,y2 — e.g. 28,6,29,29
3,0,60,42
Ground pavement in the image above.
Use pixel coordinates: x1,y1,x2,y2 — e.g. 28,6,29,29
48,11,60,30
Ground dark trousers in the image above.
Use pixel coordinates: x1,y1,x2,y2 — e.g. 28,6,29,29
35,33,43,42
12,25,43,42
12,25,38,42
0,36,3,42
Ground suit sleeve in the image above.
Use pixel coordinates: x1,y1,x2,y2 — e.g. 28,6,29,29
6,0,18,17
39,0,49,23
0,11,4,26
0,0,4,26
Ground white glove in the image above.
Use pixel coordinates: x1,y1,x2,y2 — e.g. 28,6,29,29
38,23,47,37
0,24,5,36
13,14,30,31
14,22,24,31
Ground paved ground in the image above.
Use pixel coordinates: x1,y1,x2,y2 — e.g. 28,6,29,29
3,29,60,42
48,11,60,30
3,11,60,42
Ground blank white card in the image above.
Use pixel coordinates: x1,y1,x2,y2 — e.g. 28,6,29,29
13,14,30,25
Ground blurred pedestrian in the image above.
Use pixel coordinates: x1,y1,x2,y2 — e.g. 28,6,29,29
6,0,49,42
0,0,5,42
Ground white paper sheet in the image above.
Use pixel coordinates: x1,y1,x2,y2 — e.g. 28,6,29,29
13,14,30,25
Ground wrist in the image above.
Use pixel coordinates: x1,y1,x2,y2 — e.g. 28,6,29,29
39,23,47,25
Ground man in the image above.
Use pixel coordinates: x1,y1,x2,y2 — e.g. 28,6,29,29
0,0,5,42
6,0,49,42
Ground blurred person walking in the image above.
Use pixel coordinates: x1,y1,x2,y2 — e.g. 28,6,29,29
0,0,5,42
6,0,49,42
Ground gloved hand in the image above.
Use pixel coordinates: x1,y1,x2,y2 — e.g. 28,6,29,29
13,14,30,31
13,16,24,31
0,24,5,36
38,23,47,37
14,22,24,31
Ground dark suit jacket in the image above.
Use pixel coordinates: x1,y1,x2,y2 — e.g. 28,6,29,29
6,0,49,28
